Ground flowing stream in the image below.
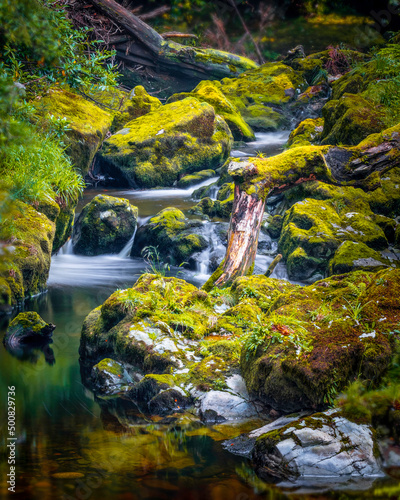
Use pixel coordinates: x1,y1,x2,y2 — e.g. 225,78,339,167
2,131,396,499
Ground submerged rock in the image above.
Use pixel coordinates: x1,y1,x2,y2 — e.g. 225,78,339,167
252,410,384,481
4,311,55,347
225,410,384,482
98,97,233,188
72,194,138,256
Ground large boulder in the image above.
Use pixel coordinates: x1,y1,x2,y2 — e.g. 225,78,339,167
98,97,233,188
0,198,57,308
240,269,399,413
131,207,207,266
72,195,138,256
167,81,255,141
218,62,306,131
277,189,395,281
34,89,113,174
321,94,386,146
79,274,260,419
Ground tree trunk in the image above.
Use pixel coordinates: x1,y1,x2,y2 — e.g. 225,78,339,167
91,0,257,80
214,185,266,287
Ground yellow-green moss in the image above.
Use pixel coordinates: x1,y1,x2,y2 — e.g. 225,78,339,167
34,89,113,174
100,98,233,188
288,118,324,149
167,81,255,142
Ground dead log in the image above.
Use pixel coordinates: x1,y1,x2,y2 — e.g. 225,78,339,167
214,129,400,287
91,0,258,80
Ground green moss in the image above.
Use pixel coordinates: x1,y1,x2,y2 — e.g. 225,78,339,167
34,89,113,174
72,194,138,256
0,200,56,304
132,207,207,265
95,358,124,377
329,241,390,275
52,202,75,253
321,93,386,146
100,98,233,188
167,81,255,141
189,195,233,219
288,118,324,149
188,355,229,391
177,169,216,189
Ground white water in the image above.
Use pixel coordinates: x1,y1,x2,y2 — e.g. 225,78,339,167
232,131,290,158
118,226,137,258
118,177,219,200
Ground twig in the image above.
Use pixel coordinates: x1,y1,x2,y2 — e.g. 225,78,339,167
227,0,264,64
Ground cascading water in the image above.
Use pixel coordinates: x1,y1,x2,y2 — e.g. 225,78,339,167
118,226,137,258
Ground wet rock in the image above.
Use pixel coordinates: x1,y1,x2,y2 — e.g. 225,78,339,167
177,169,216,189
252,410,385,481
72,194,138,256
98,97,233,188
91,358,136,394
4,311,55,347
131,207,207,266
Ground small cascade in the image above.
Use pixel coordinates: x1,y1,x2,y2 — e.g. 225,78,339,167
118,226,137,258
195,222,227,278
61,239,74,255
208,184,220,201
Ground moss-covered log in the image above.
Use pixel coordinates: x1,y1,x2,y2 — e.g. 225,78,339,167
215,124,400,286
91,0,257,80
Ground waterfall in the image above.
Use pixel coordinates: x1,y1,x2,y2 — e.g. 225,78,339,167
118,226,137,258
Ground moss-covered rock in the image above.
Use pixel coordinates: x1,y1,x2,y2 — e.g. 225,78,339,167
91,358,133,394
4,311,55,346
167,81,255,141
321,93,386,146
131,207,207,265
0,200,56,305
177,169,216,189
98,97,233,188
189,196,233,220
72,194,138,256
218,62,306,131
278,195,392,281
34,89,113,174
241,269,399,413
288,118,324,149
52,202,75,253
329,241,391,275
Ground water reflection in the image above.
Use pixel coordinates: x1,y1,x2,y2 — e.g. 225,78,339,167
4,339,55,365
